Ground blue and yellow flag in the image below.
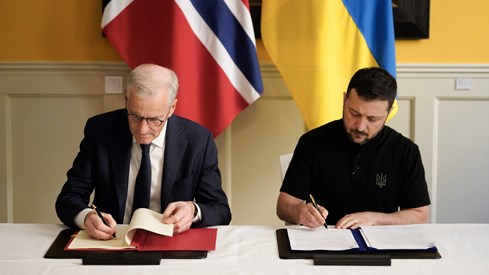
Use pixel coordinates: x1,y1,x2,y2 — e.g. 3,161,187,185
261,0,397,130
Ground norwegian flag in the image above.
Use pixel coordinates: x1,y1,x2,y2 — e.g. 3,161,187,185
102,0,263,136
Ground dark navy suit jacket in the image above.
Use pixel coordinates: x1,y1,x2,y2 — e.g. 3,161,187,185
56,109,231,228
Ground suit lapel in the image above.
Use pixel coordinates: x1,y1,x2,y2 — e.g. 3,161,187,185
161,117,187,208
109,111,133,222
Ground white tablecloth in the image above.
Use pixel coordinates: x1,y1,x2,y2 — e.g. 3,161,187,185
1,223,488,275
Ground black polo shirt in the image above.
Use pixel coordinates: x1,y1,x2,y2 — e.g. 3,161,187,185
281,119,431,225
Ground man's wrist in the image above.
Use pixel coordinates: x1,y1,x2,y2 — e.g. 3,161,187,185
191,202,202,223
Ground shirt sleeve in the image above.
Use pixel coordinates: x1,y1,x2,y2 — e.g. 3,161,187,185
74,208,93,229
399,143,431,208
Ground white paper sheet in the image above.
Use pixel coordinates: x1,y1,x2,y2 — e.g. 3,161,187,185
360,225,435,250
286,226,359,251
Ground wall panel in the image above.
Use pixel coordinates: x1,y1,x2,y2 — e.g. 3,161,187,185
435,98,489,222
0,63,128,223
9,95,102,223
397,65,489,223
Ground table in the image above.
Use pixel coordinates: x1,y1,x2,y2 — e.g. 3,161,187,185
1,223,488,275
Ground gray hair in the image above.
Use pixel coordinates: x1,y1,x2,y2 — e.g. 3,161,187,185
126,64,179,108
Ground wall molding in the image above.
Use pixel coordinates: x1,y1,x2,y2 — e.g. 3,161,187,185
0,62,130,74
2,62,489,76
396,64,489,77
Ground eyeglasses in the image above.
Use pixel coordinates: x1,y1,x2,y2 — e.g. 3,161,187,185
127,112,166,127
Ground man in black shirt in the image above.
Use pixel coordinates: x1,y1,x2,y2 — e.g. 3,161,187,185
277,67,430,229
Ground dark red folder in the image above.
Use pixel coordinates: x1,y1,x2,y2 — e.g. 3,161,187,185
131,228,217,251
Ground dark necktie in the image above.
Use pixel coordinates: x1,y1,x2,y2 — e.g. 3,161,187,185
132,143,151,213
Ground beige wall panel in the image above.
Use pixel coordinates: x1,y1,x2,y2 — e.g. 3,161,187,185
397,66,489,223
435,98,489,223
0,63,128,223
221,64,305,226
229,98,303,225
386,97,414,140
9,95,103,223
214,129,230,197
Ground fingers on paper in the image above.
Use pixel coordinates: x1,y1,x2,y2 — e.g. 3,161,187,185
85,212,116,240
336,213,371,229
161,201,193,234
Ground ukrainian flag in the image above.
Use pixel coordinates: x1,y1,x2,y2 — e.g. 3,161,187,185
261,0,397,130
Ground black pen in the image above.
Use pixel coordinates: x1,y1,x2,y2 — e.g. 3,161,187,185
91,204,116,238
309,194,328,230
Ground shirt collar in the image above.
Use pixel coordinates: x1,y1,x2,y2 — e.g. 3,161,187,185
132,122,168,148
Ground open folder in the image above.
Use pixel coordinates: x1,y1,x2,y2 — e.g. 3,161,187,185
65,208,217,252
277,225,441,260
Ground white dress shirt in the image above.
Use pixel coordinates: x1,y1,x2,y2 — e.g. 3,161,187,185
123,123,167,223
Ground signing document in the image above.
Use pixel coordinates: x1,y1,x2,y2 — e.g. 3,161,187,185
359,225,435,250
287,226,359,251
66,208,217,252
287,225,435,251
67,208,173,250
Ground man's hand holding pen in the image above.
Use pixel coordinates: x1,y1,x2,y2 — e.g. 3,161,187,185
84,206,117,240
300,194,329,229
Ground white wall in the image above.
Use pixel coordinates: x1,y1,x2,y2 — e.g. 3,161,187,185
393,65,489,223
1,62,488,224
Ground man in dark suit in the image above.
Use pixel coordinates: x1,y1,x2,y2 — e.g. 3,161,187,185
56,64,231,239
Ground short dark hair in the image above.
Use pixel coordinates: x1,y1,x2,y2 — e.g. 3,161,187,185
346,67,397,110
